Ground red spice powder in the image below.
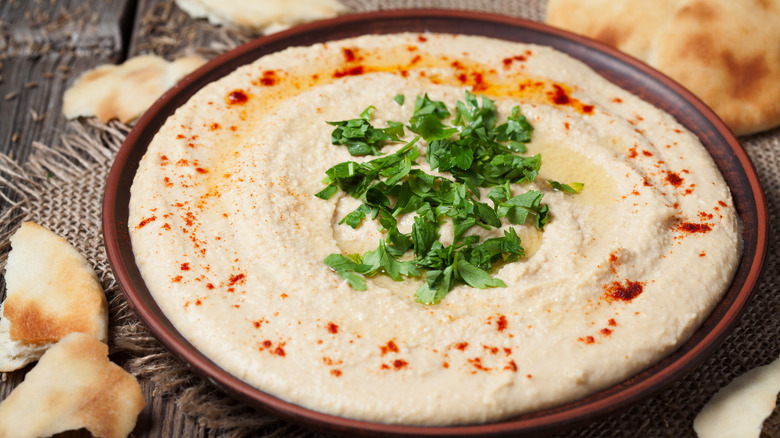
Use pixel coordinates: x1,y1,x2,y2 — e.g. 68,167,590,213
226,90,248,105
381,340,399,355
327,322,339,334
417,35,428,42
600,328,613,336
455,342,469,351
549,84,570,105
181,263,190,271
666,171,684,187
468,357,489,371
259,70,279,86
505,360,518,372
677,222,712,233
496,314,508,332
484,345,499,355
471,72,487,91
228,273,245,285
393,359,408,369
341,47,356,62
608,318,617,326
331,369,342,377
604,280,644,302
332,65,365,78
137,215,156,228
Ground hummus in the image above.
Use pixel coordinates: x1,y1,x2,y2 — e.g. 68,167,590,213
128,33,740,425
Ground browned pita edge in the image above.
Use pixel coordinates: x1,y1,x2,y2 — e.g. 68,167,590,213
173,0,349,33
545,0,780,135
0,333,145,438
0,221,108,372
62,55,206,123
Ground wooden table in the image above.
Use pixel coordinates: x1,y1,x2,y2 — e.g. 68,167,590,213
0,1,256,435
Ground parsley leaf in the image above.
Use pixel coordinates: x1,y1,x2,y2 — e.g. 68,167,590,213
495,106,534,153
549,179,584,193
324,254,370,290
361,239,420,280
394,94,405,105
327,106,405,155
409,94,458,142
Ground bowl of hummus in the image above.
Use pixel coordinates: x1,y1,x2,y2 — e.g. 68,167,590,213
103,10,768,436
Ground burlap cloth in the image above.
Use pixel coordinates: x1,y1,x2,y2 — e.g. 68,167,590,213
1,1,778,437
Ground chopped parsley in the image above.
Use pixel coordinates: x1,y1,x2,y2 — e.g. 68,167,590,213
318,91,580,304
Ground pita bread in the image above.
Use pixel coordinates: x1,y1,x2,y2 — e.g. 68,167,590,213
174,0,349,34
63,55,206,123
546,0,780,136
694,356,780,438
0,222,107,372
0,333,145,438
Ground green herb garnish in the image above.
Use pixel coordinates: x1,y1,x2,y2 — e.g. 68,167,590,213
319,92,572,304
326,106,405,156
548,179,584,193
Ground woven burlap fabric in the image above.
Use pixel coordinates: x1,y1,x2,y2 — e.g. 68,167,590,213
0,0,778,436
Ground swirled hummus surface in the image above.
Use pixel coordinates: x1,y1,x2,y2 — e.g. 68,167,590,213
128,33,740,425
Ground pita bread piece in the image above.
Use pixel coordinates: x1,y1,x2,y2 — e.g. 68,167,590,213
694,356,780,438
0,333,145,438
63,54,206,123
546,0,780,136
0,222,107,372
174,0,349,34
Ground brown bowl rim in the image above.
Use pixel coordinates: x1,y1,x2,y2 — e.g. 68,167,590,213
103,9,769,437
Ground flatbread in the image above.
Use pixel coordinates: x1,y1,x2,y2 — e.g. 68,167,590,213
63,55,206,123
694,356,780,438
0,222,108,372
174,0,349,33
546,0,780,136
0,333,145,438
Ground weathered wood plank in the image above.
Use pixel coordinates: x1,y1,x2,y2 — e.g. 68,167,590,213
1,0,132,56
128,0,255,60
0,55,120,159
0,2,136,437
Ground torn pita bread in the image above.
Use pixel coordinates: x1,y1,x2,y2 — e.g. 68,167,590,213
174,0,349,34
63,54,206,123
546,0,780,136
0,333,145,438
694,356,780,438
0,222,107,372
